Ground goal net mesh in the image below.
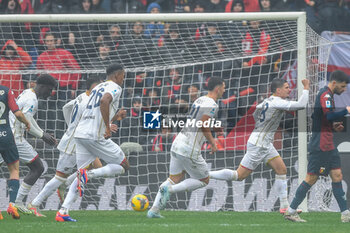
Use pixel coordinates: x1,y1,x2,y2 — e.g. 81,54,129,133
0,15,332,211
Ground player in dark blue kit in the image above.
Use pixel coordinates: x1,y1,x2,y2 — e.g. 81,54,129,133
0,85,30,220
284,70,350,222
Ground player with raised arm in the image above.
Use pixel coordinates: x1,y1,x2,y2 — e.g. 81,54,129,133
0,85,30,220
27,76,104,217
4,75,58,214
284,70,350,223
209,78,310,214
56,63,129,222
147,77,225,218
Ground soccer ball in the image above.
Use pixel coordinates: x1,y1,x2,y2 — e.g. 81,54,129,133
131,194,149,212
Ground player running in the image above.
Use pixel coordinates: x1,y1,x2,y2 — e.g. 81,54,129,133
147,77,225,218
0,85,30,220
0,75,58,214
28,76,104,217
284,70,350,222
209,78,309,214
56,63,129,222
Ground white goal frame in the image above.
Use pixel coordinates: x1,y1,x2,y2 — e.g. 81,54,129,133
0,12,308,211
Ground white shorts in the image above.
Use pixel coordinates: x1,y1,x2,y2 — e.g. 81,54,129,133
240,143,280,171
17,139,38,164
56,151,76,175
75,138,125,169
0,139,38,164
169,151,209,180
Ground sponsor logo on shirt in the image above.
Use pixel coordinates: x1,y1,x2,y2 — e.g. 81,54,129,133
325,100,332,108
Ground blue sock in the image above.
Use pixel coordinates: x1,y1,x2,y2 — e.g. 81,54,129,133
290,181,312,210
332,182,348,212
7,179,20,203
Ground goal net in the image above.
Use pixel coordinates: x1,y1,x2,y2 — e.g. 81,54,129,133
0,13,333,212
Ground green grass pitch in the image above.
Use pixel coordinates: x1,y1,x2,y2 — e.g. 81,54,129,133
0,210,348,233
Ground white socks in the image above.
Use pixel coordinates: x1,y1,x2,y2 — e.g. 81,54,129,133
169,178,207,193
87,164,125,179
209,169,238,181
275,174,289,209
150,179,174,211
31,175,66,206
15,182,32,204
61,178,79,213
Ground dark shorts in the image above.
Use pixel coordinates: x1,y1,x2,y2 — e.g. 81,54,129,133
307,149,341,176
0,141,19,165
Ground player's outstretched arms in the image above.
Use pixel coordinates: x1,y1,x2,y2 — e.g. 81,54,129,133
14,110,30,132
42,132,57,146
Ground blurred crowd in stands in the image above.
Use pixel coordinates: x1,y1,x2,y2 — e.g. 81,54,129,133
0,0,349,151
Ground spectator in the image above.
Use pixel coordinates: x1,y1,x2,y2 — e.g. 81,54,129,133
124,21,155,67
242,21,271,68
0,40,32,97
154,0,192,13
316,0,350,33
159,24,190,63
34,0,70,14
192,0,206,12
36,32,81,100
0,0,33,49
259,0,272,11
71,0,93,13
225,0,260,12
91,0,105,13
150,126,176,152
111,0,146,13
225,0,245,12
144,2,165,44
97,24,128,65
90,42,115,69
206,0,226,12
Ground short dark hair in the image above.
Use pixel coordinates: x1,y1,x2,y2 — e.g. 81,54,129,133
271,78,287,93
330,70,349,84
207,77,224,91
106,63,124,76
86,76,102,90
36,74,57,88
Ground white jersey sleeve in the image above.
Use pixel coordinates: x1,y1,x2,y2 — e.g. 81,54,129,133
171,96,218,160
74,81,122,140
62,99,75,125
248,91,308,147
10,89,38,140
57,92,90,154
273,90,309,111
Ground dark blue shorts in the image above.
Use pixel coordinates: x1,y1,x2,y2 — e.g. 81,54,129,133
307,149,341,176
0,141,19,165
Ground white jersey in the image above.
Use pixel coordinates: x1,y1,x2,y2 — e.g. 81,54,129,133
75,81,122,140
171,96,218,160
57,92,90,154
10,89,38,141
248,90,309,147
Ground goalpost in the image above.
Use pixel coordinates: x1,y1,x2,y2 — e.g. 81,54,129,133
0,12,329,212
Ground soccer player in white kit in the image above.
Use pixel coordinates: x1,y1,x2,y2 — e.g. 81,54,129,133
56,64,129,222
28,76,104,217
209,78,310,213
0,75,58,214
147,77,225,218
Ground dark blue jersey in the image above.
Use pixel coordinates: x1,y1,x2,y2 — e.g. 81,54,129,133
0,85,19,148
309,86,347,152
